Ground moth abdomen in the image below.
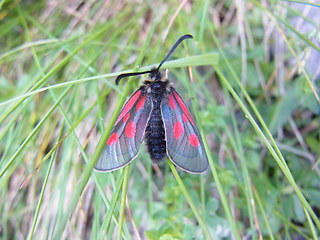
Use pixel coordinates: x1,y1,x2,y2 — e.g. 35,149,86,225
145,107,167,163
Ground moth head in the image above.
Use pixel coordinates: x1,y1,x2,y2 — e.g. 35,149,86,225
148,68,162,81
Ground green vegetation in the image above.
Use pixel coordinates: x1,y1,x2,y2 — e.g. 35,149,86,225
0,0,319,239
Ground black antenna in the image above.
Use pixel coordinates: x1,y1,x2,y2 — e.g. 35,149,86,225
115,70,151,85
156,34,193,71
115,34,193,85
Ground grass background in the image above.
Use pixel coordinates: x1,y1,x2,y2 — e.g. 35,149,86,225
0,0,319,239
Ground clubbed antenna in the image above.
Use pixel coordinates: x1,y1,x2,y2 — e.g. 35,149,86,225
156,34,193,71
115,34,193,85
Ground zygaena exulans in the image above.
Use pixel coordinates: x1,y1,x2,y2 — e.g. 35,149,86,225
95,34,208,173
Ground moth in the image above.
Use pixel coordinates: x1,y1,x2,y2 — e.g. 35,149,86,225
95,34,208,173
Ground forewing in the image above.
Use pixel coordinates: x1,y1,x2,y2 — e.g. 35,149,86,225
95,89,152,172
161,88,208,173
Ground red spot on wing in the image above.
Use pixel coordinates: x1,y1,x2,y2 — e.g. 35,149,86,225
116,90,142,124
106,133,119,146
182,113,188,122
173,91,195,126
125,121,136,138
173,121,184,139
123,112,130,123
136,95,146,111
189,134,200,147
168,94,176,109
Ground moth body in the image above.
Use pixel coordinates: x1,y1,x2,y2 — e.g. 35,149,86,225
144,72,169,163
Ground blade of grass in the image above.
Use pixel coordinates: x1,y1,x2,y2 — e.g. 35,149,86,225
276,17,320,53
97,170,124,239
0,53,218,107
281,0,320,7
228,97,256,235
0,88,69,179
0,39,60,61
216,66,320,230
117,167,130,240
253,187,275,240
52,13,160,237
0,6,133,125
202,128,242,240
168,160,213,240
209,19,320,230
167,48,241,237
198,0,210,42
172,57,241,237
27,124,63,240
253,1,319,103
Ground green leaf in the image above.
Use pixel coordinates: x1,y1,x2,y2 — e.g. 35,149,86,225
268,84,300,134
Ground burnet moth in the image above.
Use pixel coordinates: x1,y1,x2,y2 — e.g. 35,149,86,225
95,34,208,173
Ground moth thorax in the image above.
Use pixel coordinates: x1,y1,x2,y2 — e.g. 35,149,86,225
150,81,167,97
